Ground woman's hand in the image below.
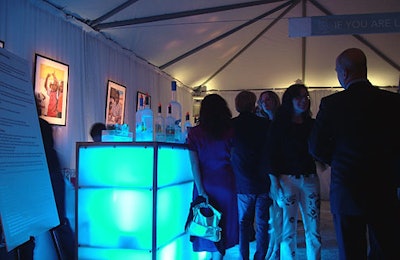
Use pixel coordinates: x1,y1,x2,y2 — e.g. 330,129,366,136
269,174,281,199
198,192,209,204
269,174,285,207
270,183,279,201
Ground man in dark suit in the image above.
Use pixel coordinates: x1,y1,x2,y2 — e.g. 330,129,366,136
231,90,272,260
309,48,400,260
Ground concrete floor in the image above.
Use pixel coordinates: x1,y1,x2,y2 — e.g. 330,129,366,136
224,200,338,260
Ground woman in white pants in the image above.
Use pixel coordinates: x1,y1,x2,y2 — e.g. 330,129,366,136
267,84,322,260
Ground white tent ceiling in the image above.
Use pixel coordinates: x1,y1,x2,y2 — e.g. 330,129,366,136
43,0,400,92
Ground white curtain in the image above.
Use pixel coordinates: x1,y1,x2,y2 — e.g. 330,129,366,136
0,0,193,168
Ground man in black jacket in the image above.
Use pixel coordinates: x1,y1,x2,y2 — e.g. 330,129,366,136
309,48,400,259
231,90,272,260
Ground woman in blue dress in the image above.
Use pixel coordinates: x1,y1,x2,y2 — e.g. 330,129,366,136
187,94,239,259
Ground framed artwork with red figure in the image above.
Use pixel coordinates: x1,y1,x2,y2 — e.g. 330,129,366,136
105,80,126,126
34,54,69,126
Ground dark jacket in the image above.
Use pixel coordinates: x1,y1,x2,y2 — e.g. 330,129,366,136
267,116,316,177
231,112,270,194
309,81,400,215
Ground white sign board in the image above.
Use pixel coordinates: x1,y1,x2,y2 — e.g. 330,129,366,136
289,12,400,37
0,48,59,251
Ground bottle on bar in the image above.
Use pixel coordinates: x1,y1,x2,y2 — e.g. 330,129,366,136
135,94,144,141
182,112,192,143
155,103,165,142
165,104,175,143
169,81,182,143
141,95,153,141
135,94,153,141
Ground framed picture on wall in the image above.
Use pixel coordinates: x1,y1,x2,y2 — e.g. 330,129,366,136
34,54,69,126
136,91,151,111
105,80,126,126
0,41,4,48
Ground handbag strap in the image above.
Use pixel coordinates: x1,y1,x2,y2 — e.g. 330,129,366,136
193,202,222,218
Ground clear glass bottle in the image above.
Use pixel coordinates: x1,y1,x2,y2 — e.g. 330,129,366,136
182,112,192,143
135,94,153,141
154,103,165,142
135,94,144,141
170,81,182,143
165,104,176,143
141,95,153,141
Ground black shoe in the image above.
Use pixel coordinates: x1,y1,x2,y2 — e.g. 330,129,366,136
249,227,256,242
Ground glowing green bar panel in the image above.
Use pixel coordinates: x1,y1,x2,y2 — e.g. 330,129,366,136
76,142,194,259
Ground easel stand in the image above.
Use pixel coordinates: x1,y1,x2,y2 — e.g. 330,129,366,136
14,237,35,260
50,225,63,260
49,220,76,260
0,236,35,260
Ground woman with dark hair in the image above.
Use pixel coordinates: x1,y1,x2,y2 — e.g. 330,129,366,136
187,94,239,259
254,90,283,260
255,90,281,120
267,84,322,259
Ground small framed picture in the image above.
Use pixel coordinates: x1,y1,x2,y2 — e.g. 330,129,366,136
136,91,151,111
0,41,4,48
34,54,69,126
106,80,126,125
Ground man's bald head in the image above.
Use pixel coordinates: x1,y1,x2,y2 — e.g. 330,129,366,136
335,48,368,89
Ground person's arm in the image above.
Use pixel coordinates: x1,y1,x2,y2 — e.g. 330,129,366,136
188,150,208,203
308,98,333,165
265,120,284,204
52,72,59,87
44,73,50,91
315,160,329,172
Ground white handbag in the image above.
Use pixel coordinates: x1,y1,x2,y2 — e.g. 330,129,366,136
187,202,222,242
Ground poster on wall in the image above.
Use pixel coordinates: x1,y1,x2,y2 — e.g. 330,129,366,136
34,54,69,126
105,80,126,126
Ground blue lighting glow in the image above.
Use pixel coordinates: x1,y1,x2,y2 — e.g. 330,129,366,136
157,183,192,247
79,146,154,188
157,146,193,186
78,189,152,249
76,143,195,259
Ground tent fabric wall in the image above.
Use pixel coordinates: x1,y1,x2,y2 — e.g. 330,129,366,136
37,0,400,92
0,0,194,169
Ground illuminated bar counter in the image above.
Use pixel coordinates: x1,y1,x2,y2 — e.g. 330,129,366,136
75,142,194,259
